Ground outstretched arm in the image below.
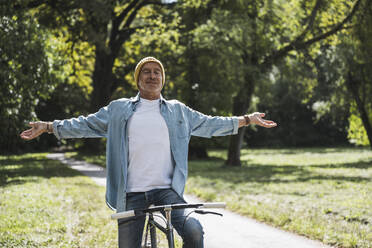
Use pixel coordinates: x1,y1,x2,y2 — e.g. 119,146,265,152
183,102,277,138
20,104,110,141
20,121,53,140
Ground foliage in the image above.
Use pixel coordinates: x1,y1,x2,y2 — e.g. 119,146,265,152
0,7,58,153
248,50,350,147
348,105,370,146
304,0,372,147
344,1,372,147
2,0,370,154
174,0,363,163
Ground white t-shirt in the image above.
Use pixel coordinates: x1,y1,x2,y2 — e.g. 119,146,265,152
126,98,174,192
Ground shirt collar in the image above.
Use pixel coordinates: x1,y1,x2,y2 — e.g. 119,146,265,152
130,92,167,106
129,93,141,104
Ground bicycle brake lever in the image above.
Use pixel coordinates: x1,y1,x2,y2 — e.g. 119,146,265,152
195,210,223,217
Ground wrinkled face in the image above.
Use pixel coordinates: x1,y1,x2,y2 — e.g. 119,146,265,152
137,62,163,97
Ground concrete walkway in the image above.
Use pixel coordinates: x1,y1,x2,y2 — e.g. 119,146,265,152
47,153,331,248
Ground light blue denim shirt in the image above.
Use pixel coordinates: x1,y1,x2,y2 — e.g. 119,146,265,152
53,94,239,212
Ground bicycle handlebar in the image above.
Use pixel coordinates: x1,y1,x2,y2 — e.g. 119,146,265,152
111,202,226,220
202,202,226,209
112,210,136,220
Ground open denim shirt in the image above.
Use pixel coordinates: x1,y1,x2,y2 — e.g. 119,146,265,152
53,94,239,212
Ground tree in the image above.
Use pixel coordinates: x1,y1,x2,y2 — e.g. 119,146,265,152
9,0,177,152
343,1,372,147
0,5,58,153
192,0,363,165
174,0,236,158
306,0,372,148
247,52,350,147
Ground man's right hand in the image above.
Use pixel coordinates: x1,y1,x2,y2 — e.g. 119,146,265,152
20,121,49,140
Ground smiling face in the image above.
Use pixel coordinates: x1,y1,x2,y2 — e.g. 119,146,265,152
137,62,163,100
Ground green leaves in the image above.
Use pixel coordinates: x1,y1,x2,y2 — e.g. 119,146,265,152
0,10,56,152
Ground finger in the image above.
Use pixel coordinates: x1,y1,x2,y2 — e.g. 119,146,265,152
262,119,277,125
20,129,33,136
256,118,266,126
22,135,34,140
23,131,39,140
262,120,275,124
24,128,33,133
258,119,277,128
260,113,265,117
265,122,277,128
20,133,31,140
20,132,29,138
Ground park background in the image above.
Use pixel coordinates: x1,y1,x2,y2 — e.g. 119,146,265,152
1,0,371,247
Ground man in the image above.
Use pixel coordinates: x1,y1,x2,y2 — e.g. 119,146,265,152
20,56,277,248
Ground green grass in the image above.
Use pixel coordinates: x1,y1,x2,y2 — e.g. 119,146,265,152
67,147,372,247
0,153,117,248
63,153,183,247
186,148,372,248
0,153,182,248
67,147,372,248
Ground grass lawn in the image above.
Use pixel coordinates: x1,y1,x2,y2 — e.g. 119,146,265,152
188,148,372,248
0,153,117,248
67,147,372,248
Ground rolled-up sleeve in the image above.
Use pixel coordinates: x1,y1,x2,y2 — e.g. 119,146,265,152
52,105,110,140
183,105,239,138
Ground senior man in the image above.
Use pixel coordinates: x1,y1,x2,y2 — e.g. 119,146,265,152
20,56,277,248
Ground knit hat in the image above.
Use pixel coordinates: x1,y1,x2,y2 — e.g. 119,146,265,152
134,57,165,86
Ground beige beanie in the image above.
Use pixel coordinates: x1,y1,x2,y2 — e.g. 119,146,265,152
134,57,165,86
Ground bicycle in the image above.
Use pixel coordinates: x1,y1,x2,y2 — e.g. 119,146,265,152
111,202,226,248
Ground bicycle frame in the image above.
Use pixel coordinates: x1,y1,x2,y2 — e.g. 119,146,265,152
112,202,226,248
145,207,175,248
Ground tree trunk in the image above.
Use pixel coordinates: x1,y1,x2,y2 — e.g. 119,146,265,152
89,48,115,112
188,142,208,159
226,127,245,166
225,76,255,166
82,47,115,153
186,48,209,159
346,73,372,147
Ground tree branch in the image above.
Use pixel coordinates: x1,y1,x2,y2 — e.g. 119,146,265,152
294,0,323,43
262,0,362,68
122,0,166,29
110,0,177,53
112,0,140,35
10,0,46,10
110,0,158,52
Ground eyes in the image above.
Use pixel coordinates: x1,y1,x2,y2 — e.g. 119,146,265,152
141,69,161,77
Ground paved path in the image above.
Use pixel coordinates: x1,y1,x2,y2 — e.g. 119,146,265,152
47,153,331,248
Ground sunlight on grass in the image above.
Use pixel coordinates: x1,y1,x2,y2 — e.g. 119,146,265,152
187,148,372,248
60,148,372,247
0,153,116,248
0,153,182,248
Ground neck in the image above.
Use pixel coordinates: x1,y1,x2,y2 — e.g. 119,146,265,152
139,92,161,100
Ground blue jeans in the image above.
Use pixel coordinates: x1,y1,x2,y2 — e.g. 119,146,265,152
118,188,204,248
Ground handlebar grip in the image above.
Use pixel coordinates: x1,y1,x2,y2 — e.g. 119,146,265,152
111,210,135,220
202,202,226,209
